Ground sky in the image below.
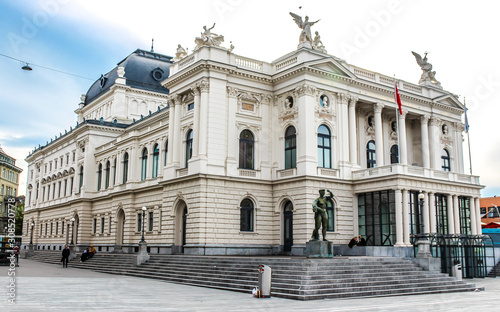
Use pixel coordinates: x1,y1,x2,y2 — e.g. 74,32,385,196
1,0,499,197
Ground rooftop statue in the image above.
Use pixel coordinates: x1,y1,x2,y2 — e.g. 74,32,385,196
194,23,224,51
412,51,442,89
175,44,187,61
312,31,327,53
290,12,320,48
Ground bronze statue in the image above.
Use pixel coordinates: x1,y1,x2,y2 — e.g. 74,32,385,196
311,189,332,241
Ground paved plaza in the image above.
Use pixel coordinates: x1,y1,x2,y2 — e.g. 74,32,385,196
2,258,500,311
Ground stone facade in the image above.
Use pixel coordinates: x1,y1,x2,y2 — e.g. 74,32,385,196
0,146,22,234
22,40,482,255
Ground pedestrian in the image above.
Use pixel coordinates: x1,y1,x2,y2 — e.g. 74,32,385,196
13,244,20,267
348,236,359,248
61,245,70,268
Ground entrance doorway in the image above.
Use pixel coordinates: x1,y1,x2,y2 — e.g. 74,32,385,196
283,201,293,252
174,201,187,254
115,209,125,246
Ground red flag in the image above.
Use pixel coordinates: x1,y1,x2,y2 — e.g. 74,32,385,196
394,81,403,115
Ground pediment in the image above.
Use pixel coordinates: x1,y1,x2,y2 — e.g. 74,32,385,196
433,94,464,110
308,58,355,79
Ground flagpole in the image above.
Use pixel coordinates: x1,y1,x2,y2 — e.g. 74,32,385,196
465,98,472,175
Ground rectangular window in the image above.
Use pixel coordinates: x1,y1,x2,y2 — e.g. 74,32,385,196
56,222,58,235
72,152,75,162
435,194,448,235
70,178,74,195
187,102,194,111
64,179,67,197
101,217,105,234
62,221,64,235
109,217,112,234
137,213,142,232
93,218,97,234
409,191,423,235
459,197,472,235
149,211,154,231
358,190,396,246
55,160,57,169
50,223,53,235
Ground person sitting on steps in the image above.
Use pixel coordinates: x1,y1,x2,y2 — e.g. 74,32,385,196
358,235,367,246
80,248,89,262
348,236,359,248
89,244,96,259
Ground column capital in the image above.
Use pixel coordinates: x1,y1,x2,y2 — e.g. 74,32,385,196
420,114,430,123
227,86,238,98
295,83,316,97
337,93,349,105
374,102,384,113
398,109,408,118
190,85,201,96
198,79,209,93
429,116,441,126
349,96,358,108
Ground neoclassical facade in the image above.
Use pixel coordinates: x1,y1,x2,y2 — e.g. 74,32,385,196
22,29,482,256
1,145,22,234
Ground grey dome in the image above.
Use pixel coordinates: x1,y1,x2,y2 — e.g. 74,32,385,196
85,49,173,106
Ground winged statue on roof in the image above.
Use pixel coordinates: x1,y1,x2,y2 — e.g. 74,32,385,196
194,23,224,51
289,12,320,47
412,51,442,88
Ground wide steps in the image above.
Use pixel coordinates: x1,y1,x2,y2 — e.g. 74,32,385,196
27,251,479,300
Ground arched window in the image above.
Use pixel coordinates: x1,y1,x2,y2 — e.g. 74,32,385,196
240,198,254,232
366,140,376,168
185,130,193,167
164,140,168,166
285,126,297,169
97,164,102,191
317,125,331,168
326,198,335,232
123,152,129,183
390,145,399,164
152,144,159,178
141,148,148,181
105,161,110,189
441,149,451,171
239,130,254,169
78,166,83,193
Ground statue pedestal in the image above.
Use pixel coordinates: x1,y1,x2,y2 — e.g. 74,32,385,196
135,241,150,266
305,240,333,258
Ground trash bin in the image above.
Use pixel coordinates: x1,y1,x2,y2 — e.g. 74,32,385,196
452,263,462,280
258,264,272,298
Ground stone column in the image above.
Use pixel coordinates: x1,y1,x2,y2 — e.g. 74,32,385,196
447,194,455,234
420,115,430,168
402,189,410,245
146,143,153,179
349,97,358,165
226,87,238,176
429,117,440,170
454,122,465,173
374,103,384,167
167,100,175,165
101,162,107,189
199,80,209,161
453,195,460,235
394,189,404,247
129,145,138,182
422,191,430,234
399,110,408,165
116,151,123,185
339,94,350,164
470,196,477,235
475,197,481,235
429,192,436,234
172,95,182,167
191,86,201,158
296,84,318,175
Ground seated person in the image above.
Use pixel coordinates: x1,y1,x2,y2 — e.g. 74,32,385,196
348,236,359,248
80,248,89,262
89,245,96,258
358,235,367,246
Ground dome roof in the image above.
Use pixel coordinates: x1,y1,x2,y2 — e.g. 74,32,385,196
84,49,173,106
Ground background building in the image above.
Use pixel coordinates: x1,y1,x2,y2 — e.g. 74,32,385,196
22,25,482,258
0,145,22,236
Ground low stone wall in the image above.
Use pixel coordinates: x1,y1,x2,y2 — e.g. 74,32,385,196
334,245,414,258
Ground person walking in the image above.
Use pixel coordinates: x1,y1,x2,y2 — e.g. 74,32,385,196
61,245,70,268
13,244,20,267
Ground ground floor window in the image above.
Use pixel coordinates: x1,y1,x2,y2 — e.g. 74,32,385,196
459,197,472,235
409,191,423,235
435,194,448,234
358,190,395,246
326,199,335,232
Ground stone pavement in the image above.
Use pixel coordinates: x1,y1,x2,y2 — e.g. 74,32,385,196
1,258,500,311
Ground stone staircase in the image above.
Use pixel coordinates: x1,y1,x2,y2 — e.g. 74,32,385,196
487,260,500,277
27,251,480,300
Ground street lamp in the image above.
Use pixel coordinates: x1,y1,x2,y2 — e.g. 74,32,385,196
30,222,34,245
418,191,426,235
70,217,75,245
141,206,147,242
